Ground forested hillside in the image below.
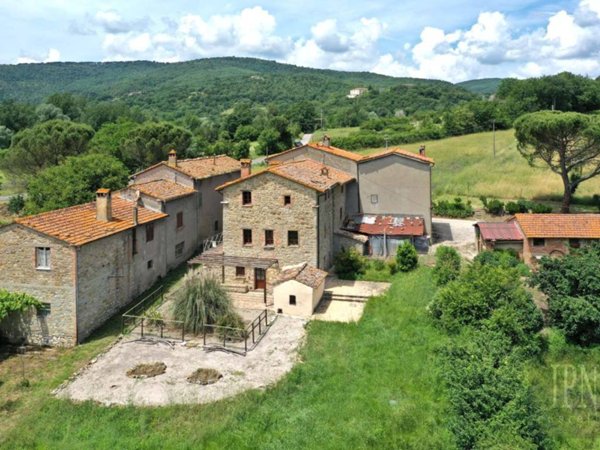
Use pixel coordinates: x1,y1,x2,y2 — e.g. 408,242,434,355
0,57,475,120
456,78,502,95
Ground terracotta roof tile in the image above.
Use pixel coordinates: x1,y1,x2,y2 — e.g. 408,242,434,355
344,214,425,237
475,221,524,241
513,213,600,239
132,155,241,180
217,159,354,192
360,148,435,165
15,197,167,246
128,179,196,201
274,263,328,289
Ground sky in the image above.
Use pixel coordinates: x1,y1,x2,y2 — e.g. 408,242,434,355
1,0,599,82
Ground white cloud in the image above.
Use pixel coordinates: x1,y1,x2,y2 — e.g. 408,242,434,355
16,48,61,64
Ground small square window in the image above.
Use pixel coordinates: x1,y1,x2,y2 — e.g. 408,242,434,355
370,194,379,204
176,211,184,228
532,238,545,247
242,191,252,205
236,266,245,277
265,229,274,246
289,295,297,306
288,230,299,246
243,229,253,245
37,302,51,317
175,241,185,257
147,260,154,269
284,195,291,205
35,247,51,270
146,223,154,242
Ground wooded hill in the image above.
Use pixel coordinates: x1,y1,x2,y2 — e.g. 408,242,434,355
0,57,480,120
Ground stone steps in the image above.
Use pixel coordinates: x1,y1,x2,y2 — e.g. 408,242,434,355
322,291,371,303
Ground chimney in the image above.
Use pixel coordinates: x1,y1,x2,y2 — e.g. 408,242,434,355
168,149,177,167
322,135,331,147
96,189,112,222
240,158,252,178
132,205,139,226
132,189,141,226
419,145,426,156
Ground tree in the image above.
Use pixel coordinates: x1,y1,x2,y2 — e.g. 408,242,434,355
46,93,86,121
88,121,139,161
288,101,317,132
0,120,95,177
514,111,600,212
35,103,70,122
0,100,36,132
433,246,461,286
121,121,192,171
0,125,13,149
396,241,418,272
25,154,128,213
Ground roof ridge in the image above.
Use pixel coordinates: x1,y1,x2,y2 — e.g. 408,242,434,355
177,154,233,163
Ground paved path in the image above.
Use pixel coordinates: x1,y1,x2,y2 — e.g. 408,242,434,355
301,133,313,145
431,218,478,259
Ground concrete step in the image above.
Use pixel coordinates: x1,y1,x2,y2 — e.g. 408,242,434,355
322,291,370,303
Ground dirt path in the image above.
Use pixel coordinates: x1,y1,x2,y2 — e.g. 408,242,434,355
431,218,477,259
55,315,306,407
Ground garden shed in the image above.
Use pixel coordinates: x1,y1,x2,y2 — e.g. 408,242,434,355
272,263,328,317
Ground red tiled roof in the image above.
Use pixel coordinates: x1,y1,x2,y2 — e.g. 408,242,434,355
360,148,435,165
274,263,328,289
513,214,600,239
15,197,167,246
132,155,241,180
217,159,354,193
344,214,425,237
476,221,524,241
128,179,196,201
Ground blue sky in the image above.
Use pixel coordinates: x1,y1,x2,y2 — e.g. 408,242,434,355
1,0,598,82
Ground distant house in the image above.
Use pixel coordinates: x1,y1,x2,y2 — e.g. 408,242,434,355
347,87,368,99
475,213,600,266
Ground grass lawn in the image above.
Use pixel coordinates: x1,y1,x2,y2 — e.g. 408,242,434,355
312,127,360,142
353,129,600,207
1,267,456,449
0,168,24,197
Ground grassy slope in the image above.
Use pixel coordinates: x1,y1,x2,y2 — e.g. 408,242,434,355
2,268,456,449
352,129,600,206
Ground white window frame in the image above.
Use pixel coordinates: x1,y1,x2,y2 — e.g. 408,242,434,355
36,247,51,270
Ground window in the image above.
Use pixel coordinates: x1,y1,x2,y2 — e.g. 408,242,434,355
289,295,297,305
265,229,274,246
176,212,184,229
284,195,291,206
236,266,245,277
569,238,581,248
147,260,153,269
132,229,137,255
37,302,51,317
175,242,184,257
35,247,51,270
242,190,252,205
243,229,253,245
214,220,219,232
146,223,154,242
532,238,545,247
370,194,379,204
288,230,299,246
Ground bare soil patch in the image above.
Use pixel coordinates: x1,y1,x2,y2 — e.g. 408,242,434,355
187,368,222,385
126,362,166,379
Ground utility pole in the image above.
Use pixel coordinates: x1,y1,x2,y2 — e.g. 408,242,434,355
384,135,389,150
492,119,496,158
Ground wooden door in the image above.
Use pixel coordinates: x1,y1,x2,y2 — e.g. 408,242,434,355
254,268,266,290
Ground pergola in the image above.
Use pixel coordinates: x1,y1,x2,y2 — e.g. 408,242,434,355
188,252,278,304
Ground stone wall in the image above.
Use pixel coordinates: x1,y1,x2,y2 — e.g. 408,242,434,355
0,225,77,346
196,171,240,239
163,195,199,270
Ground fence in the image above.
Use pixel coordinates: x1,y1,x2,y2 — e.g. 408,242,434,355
202,309,272,356
121,286,186,341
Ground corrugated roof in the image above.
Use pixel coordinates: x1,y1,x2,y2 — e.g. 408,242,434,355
476,221,524,241
360,148,435,165
128,179,196,201
132,155,241,180
513,213,600,239
15,197,167,246
274,263,328,289
344,214,425,237
217,159,354,192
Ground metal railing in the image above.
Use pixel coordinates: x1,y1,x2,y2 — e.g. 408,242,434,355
201,233,223,253
202,309,271,355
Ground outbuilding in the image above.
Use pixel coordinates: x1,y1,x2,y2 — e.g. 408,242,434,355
272,263,328,317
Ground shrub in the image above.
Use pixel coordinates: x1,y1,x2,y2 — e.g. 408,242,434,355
387,260,398,275
432,197,474,218
505,199,531,215
395,241,418,272
334,248,366,280
372,259,386,271
530,202,552,213
7,195,25,214
548,296,600,345
480,196,505,215
0,290,41,321
432,246,461,286
172,274,242,335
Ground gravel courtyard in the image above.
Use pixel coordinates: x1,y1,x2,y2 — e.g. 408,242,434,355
55,315,306,407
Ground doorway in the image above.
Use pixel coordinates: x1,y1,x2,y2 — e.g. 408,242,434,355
254,268,266,290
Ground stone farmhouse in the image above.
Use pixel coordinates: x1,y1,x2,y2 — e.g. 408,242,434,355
0,153,241,346
475,213,600,266
190,140,434,313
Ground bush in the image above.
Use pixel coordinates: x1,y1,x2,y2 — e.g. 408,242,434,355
432,197,474,218
480,196,505,215
473,249,530,276
7,194,25,214
172,274,242,335
334,248,366,280
530,202,552,213
372,259,386,271
395,241,418,272
387,260,398,275
548,296,600,345
432,246,461,286
0,290,41,321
